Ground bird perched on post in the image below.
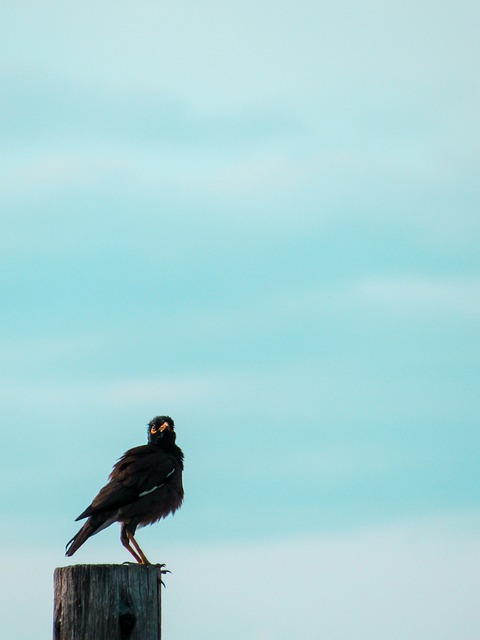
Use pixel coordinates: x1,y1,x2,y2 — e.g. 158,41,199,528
66,416,184,564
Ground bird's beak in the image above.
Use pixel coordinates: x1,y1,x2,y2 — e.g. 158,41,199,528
159,421,171,432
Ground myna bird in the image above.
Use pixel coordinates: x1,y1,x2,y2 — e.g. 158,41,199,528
65,416,184,564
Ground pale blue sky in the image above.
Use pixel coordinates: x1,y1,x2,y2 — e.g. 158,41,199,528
1,1,480,638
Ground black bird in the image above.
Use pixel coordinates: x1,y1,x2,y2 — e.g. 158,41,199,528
66,416,184,564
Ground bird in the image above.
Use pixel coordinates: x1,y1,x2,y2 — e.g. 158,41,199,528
65,415,184,564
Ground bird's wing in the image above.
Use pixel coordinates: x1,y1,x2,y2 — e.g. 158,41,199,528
75,445,177,520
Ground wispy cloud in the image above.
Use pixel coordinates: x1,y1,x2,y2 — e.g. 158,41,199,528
0,373,221,410
355,276,480,317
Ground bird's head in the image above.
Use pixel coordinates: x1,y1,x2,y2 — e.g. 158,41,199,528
147,415,175,444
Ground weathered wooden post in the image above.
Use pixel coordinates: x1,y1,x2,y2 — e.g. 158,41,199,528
53,565,163,640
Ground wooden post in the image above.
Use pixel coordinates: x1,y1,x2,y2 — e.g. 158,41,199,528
53,565,163,640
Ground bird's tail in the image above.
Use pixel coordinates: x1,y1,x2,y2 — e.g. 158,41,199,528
65,513,117,557
65,521,95,557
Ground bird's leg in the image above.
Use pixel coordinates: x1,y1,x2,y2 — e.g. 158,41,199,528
120,525,144,564
128,532,151,565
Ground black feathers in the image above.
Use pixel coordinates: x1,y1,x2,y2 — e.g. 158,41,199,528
65,415,184,564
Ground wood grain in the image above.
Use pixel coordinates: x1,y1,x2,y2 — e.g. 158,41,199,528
53,565,162,640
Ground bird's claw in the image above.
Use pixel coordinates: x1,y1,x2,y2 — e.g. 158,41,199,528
121,560,170,586
154,563,171,574
152,564,171,587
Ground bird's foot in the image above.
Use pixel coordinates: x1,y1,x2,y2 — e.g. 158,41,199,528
122,559,171,585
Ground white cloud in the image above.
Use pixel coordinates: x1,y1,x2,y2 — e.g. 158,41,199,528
263,275,480,321
355,276,480,317
3,0,478,114
0,373,222,410
0,141,300,207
